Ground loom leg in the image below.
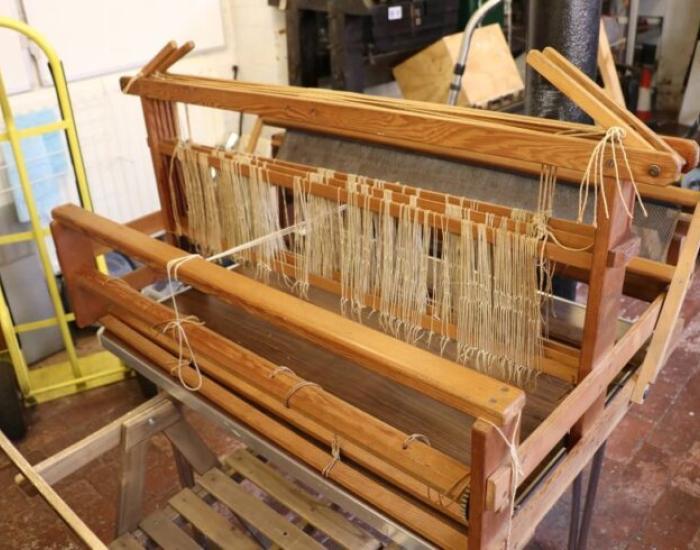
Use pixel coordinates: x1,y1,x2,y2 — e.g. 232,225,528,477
568,473,583,550
577,441,607,550
566,440,607,550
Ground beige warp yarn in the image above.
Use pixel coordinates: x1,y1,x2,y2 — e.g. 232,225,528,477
172,150,555,386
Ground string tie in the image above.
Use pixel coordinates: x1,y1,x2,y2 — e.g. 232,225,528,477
578,126,647,226
268,365,296,379
402,433,431,449
164,254,204,391
481,413,523,550
322,435,341,477
283,380,321,407
122,70,145,93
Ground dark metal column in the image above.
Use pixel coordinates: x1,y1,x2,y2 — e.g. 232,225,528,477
525,0,602,123
525,0,601,299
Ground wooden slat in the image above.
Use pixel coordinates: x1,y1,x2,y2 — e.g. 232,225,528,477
122,73,681,185
0,431,108,550
527,50,649,150
99,315,468,549
542,47,680,160
140,510,200,550
632,203,700,402
597,21,626,108
169,488,258,550
15,395,166,488
199,468,324,550
112,311,467,521
226,449,379,549
53,204,525,426
109,534,143,550
513,294,662,481
510,377,635,549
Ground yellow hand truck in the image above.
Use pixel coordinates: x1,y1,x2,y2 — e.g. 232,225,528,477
0,18,128,438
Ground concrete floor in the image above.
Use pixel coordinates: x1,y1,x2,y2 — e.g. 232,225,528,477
0,275,699,549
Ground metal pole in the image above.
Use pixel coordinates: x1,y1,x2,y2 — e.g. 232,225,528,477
625,0,640,68
577,441,608,550
447,0,505,106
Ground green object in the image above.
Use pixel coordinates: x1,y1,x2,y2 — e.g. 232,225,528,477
458,0,504,29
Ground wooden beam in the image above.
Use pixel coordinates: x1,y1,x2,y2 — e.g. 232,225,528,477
120,73,681,185
632,204,700,402
100,315,467,549
93,285,471,498
575,179,635,435
542,47,680,160
115,310,467,521
0,431,108,549
527,50,650,150
510,377,635,549
14,395,168,488
52,204,525,425
597,20,626,108
469,418,519,549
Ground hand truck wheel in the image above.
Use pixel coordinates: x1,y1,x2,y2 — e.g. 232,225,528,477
0,361,27,441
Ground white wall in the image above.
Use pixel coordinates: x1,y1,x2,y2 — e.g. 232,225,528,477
0,0,288,223
639,0,700,111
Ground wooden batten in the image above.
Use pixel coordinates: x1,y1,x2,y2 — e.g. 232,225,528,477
120,74,682,186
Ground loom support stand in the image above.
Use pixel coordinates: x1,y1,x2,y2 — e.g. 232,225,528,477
567,440,607,550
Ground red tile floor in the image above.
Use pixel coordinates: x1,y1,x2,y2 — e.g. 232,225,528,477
1,275,699,549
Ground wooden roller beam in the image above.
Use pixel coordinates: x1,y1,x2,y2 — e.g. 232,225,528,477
120,73,681,185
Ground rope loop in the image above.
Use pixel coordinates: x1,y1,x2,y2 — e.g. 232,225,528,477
283,380,321,407
322,435,341,477
402,433,432,449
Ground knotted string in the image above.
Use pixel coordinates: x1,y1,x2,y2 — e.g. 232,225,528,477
164,254,204,391
402,433,431,449
122,70,144,93
322,435,341,477
481,413,523,550
283,380,322,407
578,126,647,226
267,365,296,379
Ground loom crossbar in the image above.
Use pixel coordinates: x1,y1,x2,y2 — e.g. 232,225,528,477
52,203,526,426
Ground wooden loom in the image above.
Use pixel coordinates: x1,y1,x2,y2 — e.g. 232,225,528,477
49,42,700,549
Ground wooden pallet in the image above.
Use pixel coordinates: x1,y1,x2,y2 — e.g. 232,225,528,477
110,448,383,550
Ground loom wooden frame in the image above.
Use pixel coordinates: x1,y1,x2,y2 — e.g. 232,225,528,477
50,43,700,549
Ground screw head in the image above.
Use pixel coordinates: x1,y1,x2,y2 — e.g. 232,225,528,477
648,164,661,177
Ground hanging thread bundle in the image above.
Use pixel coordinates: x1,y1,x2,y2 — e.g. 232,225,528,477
170,147,558,386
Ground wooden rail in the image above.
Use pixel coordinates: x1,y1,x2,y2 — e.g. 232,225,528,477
52,203,525,425
120,73,682,186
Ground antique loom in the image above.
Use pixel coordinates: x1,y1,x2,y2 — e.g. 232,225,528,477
43,42,700,549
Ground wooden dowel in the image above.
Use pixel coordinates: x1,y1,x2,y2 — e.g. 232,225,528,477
0,430,108,549
158,41,195,73
120,72,681,185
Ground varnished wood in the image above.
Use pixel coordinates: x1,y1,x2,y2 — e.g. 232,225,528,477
96,302,473,499
597,21,625,108
576,179,635,435
632,204,700,402
52,204,526,425
120,73,681,185
101,315,467,549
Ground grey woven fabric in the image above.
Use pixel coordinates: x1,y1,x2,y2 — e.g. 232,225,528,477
277,130,678,261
